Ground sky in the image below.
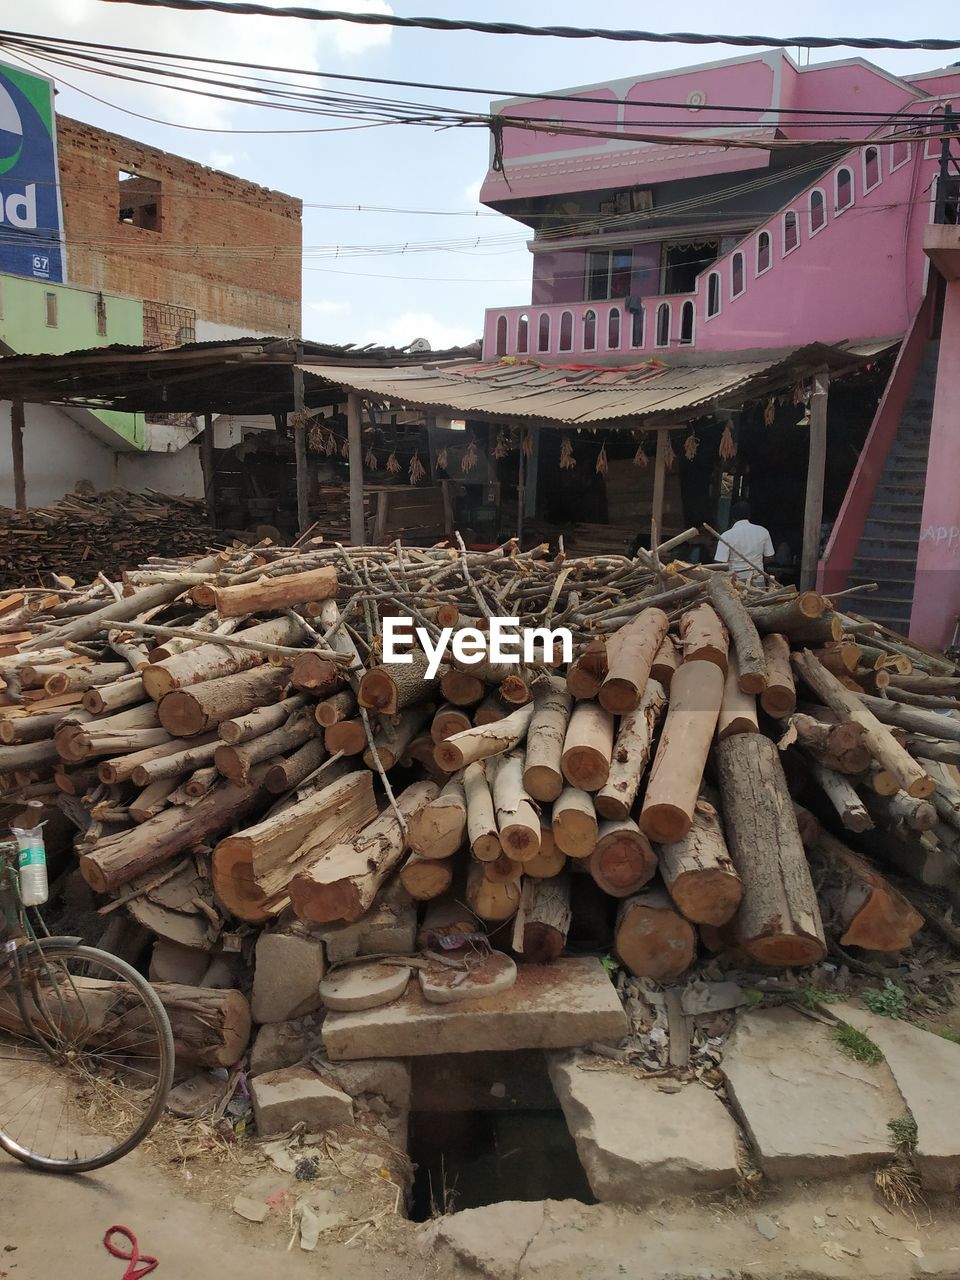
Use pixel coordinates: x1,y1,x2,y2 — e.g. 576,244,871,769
2,0,957,350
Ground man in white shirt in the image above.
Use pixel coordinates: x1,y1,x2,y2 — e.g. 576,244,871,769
715,501,774,582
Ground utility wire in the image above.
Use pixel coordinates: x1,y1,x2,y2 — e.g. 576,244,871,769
92,1,960,52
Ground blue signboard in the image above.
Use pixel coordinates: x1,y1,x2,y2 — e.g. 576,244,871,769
0,62,65,283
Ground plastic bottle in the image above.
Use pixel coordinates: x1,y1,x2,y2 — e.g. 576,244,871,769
13,825,48,907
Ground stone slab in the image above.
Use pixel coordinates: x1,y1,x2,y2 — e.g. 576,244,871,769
249,1065,353,1137
721,1007,902,1180
313,878,417,964
839,1003,960,1191
251,928,325,1024
248,1014,324,1077
548,1052,740,1200
322,957,627,1061
320,960,411,1011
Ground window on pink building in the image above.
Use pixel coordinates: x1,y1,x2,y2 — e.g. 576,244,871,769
835,167,854,213
731,252,745,298
583,309,597,351
630,306,644,348
495,315,508,357
783,210,799,254
586,249,633,301
864,146,881,192
679,300,695,344
655,303,671,348
706,272,721,317
517,313,529,354
889,139,911,171
559,310,574,352
809,188,827,235
607,307,621,350
756,230,771,275
537,313,551,353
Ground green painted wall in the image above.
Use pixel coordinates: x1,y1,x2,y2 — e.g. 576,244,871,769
0,273,146,448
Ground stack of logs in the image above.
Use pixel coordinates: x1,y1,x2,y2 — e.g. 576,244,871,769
0,534,956,1065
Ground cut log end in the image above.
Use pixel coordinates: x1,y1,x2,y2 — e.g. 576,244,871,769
522,763,563,804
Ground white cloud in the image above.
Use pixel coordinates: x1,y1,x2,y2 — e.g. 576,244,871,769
4,0,395,129
360,310,478,352
208,151,240,171
309,299,351,315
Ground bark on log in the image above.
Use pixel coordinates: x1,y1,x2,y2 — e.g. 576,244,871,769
362,706,431,771
522,676,572,802
358,652,440,715
639,660,724,844
82,676,146,716
399,851,454,901
215,712,318,785
520,872,571,963
493,752,541,862
289,779,439,923
264,737,328,794
716,733,826,967
718,654,759,739
552,785,599,858
1,710,72,745
80,771,271,894
566,630,625,701
464,760,501,862
588,818,657,897
211,770,376,922
864,789,938,833
560,701,614,793
598,608,669,714
314,689,357,729
465,858,521,922
407,775,467,859
679,602,728,672
128,776,178,824
595,679,667,821
858,691,960,744
130,735,222,788
614,890,697,981
759,633,797,719
793,801,822,849
778,711,871,774
142,617,303,702
650,635,679,692
747,593,834,639
156,666,292,739
474,694,507,725
212,565,338,618
434,702,535,772
810,762,874,832
706,574,768,693
658,796,744,926
431,703,473,743
42,662,129,697
217,693,305,745
96,734,184,785
289,651,342,697
813,642,864,681
792,651,935,798
809,829,924,952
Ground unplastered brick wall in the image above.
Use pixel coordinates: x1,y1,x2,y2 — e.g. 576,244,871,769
57,117,302,337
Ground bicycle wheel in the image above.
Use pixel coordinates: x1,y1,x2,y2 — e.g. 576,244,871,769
0,940,174,1173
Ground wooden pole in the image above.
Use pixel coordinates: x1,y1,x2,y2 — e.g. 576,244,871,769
516,423,525,545
292,353,309,536
347,392,365,546
651,428,668,549
200,411,216,527
10,399,25,511
800,368,829,591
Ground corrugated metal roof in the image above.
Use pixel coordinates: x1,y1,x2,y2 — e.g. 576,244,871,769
299,342,893,428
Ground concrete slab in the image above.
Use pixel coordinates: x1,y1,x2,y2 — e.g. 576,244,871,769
839,1003,960,1191
250,1066,353,1137
248,1015,324,1077
251,928,325,1024
548,1052,740,1200
322,957,627,1061
722,1007,902,1180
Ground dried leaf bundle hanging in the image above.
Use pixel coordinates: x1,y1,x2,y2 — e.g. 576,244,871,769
386,450,401,475
492,428,511,460
663,434,676,472
461,439,479,474
792,381,807,406
435,447,449,471
632,441,648,468
307,422,325,452
364,445,378,470
595,443,608,476
324,430,338,456
559,436,576,470
684,430,700,461
763,396,776,427
719,421,737,460
522,431,534,458
409,451,426,485
339,437,350,459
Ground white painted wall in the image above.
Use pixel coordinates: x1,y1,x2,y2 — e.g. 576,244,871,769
0,400,118,507
195,319,274,341
117,445,204,497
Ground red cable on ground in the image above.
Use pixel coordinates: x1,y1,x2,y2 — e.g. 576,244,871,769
102,1226,159,1280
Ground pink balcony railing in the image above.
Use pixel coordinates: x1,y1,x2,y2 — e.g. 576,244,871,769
483,294,699,361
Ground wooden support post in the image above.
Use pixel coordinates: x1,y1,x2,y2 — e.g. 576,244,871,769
347,392,365,546
200,411,216,527
524,426,539,520
800,368,829,591
651,428,668,549
10,399,25,511
292,354,309,536
516,423,525,545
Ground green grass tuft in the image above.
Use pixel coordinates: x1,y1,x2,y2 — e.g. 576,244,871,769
939,1027,960,1045
887,1115,918,1153
832,1022,883,1065
793,984,843,1011
862,980,907,1019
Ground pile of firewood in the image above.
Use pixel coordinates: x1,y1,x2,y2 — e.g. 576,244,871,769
0,532,957,1065
0,489,215,589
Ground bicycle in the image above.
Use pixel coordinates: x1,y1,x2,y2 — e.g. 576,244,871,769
0,838,174,1173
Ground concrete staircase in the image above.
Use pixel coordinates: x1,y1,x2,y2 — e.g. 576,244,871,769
847,340,939,632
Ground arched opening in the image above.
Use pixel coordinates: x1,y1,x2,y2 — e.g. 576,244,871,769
607,307,621,350
809,188,827,235
655,302,671,348
706,272,721,317
537,313,551,353
835,166,854,213
495,315,508,357
783,210,799,254
679,299,695,344
630,307,644,348
889,140,911,172
516,313,529,355
756,230,771,275
731,252,745,298
864,146,881,192
583,308,597,352
559,310,574,353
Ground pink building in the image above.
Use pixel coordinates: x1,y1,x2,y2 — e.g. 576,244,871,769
479,51,960,646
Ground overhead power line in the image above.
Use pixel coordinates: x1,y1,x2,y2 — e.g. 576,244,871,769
93,2,960,51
